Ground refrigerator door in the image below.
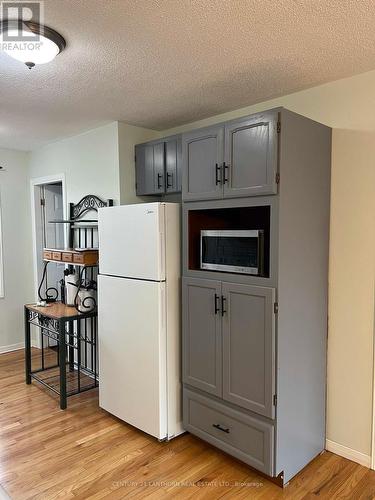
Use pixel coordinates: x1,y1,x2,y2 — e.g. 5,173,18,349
98,203,165,281
98,274,167,439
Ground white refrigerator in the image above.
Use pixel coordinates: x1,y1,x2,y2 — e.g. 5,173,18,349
98,202,183,440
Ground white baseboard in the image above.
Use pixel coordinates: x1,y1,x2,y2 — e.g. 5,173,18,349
326,439,371,467
0,342,25,354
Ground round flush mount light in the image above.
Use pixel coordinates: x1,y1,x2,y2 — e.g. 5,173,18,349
0,20,66,69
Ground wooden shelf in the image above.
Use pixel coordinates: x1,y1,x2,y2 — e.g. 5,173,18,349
25,302,93,320
48,219,98,224
43,248,98,266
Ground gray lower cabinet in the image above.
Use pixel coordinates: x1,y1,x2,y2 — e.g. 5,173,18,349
223,112,278,198
222,283,276,418
182,126,224,201
135,136,181,195
183,388,274,475
182,277,222,396
183,277,275,415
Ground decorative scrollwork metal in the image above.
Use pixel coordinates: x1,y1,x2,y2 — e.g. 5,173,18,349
28,310,60,334
72,195,110,220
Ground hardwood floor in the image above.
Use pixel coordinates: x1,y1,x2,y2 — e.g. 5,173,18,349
0,349,374,499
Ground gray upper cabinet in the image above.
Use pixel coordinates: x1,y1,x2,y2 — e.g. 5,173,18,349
182,277,222,396
153,142,165,194
135,141,165,195
181,110,279,201
165,137,182,194
182,126,224,201
135,136,182,195
135,143,156,196
224,112,279,198
222,283,276,418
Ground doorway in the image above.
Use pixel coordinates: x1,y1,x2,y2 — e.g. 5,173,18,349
34,182,64,296
30,175,66,347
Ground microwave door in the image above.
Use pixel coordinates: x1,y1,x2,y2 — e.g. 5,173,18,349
200,230,263,275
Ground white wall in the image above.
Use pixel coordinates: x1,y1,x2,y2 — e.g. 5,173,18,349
0,149,33,351
29,122,121,205
162,69,375,461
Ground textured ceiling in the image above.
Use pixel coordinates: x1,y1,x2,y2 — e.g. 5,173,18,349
1,0,375,150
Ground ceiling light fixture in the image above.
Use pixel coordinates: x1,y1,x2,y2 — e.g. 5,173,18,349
0,20,66,69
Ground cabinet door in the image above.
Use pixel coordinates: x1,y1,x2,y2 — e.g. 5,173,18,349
153,142,166,194
222,283,276,418
182,277,222,396
224,112,278,198
135,142,165,195
182,126,224,201
135,143,155,195
165,137,181,193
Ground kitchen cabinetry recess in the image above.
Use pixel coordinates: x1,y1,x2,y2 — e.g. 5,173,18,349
135,135,182,195
182,108,331,485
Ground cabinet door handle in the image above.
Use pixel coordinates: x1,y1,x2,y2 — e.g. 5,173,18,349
221,296,227,316
223,162,229,184
167,172,173,188
215,163,222,185
157,173,163,189
214,293,220,315
212,423,230,434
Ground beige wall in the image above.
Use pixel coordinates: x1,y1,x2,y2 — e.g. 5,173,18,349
29,122,122,205
162,69,375,457
0,148,34,350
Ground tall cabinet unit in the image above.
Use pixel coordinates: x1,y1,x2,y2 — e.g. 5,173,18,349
181,108,331,484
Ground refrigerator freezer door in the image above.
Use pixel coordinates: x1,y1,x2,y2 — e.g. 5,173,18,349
98,274,167,439
98,203,165,281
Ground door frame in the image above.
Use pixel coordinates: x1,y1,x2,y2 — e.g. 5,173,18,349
371,314,375,469
30,174,67,301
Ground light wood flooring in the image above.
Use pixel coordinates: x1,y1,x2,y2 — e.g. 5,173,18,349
0,349,374,499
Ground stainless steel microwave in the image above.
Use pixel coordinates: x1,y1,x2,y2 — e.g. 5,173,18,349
200,229,264,275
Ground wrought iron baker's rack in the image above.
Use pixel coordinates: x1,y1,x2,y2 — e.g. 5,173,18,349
24,194,113,408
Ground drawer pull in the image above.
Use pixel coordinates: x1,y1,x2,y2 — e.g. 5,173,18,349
212,423,230,434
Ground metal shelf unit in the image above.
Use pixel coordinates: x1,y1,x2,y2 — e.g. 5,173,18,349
24,194,113,409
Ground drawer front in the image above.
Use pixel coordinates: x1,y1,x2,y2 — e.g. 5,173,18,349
43,250,52,260
52,251,61,261
183,389,274,475
73,253,84,264
62,252,73,263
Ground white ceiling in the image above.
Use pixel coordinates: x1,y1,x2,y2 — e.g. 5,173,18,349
1,0,375,151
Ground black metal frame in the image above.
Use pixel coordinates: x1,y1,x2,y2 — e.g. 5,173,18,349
27,194,113,409
24,306,97,409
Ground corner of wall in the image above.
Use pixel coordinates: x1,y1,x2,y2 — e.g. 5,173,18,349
117,121,160,205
